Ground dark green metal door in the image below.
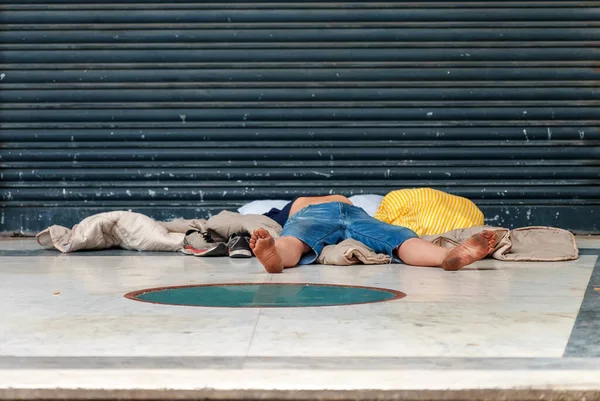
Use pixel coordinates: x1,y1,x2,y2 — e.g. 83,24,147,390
1,1,599,234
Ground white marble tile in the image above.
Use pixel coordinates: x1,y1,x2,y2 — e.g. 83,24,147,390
247,295,583,358
268,264,393,285
576,236,600,249
1,249,595,360
381,256,597,302
0,315,259,357
0,253,269,357
0,238,40,251
0,286,261,357
0,236,598,388
0,255,271,292
269,256,596,303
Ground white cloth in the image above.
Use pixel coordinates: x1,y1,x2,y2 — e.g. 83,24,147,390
348,194,384,216
238,200,290,215
237,195,384,217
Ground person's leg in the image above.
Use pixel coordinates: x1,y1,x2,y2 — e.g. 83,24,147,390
344,204,496,270
396,231,497,270
251,202,344,273
396,237,449,266
250,229,309,273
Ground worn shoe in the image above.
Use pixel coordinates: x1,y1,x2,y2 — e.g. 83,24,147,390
227,233,253,258
181,229,228,257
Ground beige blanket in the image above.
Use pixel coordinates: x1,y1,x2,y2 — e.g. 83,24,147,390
421,225,579,262
316,225,578,264
36,211,281,253
37,212,578,264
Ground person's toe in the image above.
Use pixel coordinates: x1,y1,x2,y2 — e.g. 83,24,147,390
257,228,270,239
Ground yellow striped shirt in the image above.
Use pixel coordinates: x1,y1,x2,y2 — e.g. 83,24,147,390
374,188,484,236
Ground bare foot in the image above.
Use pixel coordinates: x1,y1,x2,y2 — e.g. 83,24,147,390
250,228,284,274
441,230,496,271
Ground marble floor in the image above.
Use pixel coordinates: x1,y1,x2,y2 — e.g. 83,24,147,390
0,237,599,395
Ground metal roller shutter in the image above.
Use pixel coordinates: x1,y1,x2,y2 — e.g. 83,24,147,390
1,1,599,234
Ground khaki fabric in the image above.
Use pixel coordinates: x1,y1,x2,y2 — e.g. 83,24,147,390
205,210,282,242
37,211,578,264
36,211,185,252
37,211,282,253
421,225,579,262
317,239,391,265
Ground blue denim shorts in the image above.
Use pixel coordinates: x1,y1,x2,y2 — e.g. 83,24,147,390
280,202,418,265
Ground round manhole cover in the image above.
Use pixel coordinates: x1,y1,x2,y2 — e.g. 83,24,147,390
125,283,405,308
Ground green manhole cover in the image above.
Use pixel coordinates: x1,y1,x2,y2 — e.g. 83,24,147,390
125,283,405,308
